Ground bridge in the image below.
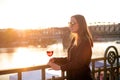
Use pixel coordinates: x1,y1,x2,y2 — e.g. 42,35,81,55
89,23,120,41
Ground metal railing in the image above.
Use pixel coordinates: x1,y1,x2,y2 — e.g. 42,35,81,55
91,46,120,80
91,56,120,80
0,57,119,80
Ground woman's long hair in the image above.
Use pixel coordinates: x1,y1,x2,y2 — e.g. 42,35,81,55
71,14,93,47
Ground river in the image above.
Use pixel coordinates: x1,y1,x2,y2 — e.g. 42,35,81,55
0,41,120,80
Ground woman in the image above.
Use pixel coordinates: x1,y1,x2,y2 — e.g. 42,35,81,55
47,14,93,80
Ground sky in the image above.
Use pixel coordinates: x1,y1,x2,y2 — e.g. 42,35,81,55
0,0,120,29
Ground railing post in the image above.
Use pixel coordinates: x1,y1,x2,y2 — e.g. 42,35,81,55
18,72,22,80
96,68,100,80
41,68,45,80
91,60,95,80
52,76,55,80
61,71,65,79
104,58,107,80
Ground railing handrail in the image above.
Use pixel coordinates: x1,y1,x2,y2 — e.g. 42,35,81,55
0,64,50,80
91,57,105,61
0,64,50,75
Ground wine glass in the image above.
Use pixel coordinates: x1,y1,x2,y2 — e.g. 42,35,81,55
46,50,54,70
47,51,53,57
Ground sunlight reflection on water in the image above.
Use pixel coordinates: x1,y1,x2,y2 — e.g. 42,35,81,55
0,43,65,70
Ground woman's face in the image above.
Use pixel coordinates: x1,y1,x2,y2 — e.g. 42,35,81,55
69,17,79,33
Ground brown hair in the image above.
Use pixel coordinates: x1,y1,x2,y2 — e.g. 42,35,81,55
71,14,93,47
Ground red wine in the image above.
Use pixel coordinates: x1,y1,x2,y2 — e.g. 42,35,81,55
47,51,53,57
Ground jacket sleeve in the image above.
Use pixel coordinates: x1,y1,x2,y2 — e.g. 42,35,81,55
61,40,92,71
54,57,68,65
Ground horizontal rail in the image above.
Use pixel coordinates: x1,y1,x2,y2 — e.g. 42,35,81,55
91,57,105,61
0,65,50,80
0,65,50,75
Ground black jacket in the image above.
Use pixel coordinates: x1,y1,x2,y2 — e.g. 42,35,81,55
54,38,93,80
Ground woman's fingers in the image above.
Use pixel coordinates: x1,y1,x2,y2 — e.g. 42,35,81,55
48,62,60,70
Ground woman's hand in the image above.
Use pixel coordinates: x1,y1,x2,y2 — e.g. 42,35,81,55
47,62,61,70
